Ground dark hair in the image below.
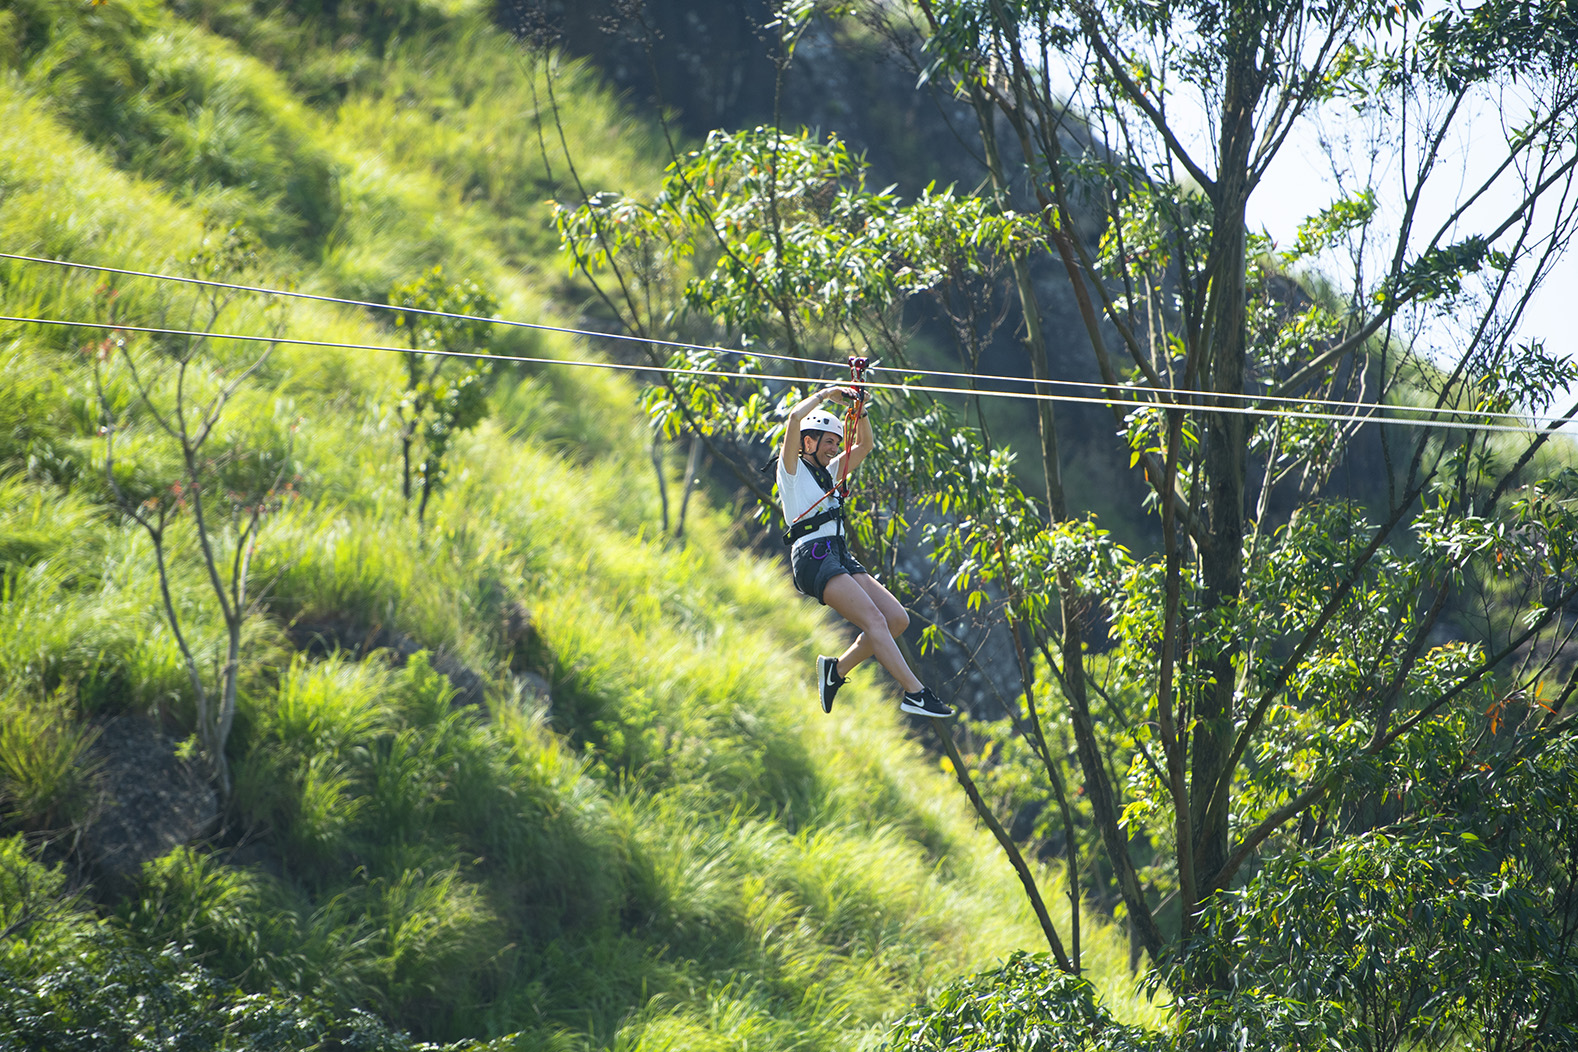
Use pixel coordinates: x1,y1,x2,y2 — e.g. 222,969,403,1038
761,432,833,477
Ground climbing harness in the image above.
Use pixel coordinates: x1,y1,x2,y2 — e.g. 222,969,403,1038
781,355,873,546
782,455,845,545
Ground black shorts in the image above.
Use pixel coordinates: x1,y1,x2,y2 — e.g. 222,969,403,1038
790,535,868,605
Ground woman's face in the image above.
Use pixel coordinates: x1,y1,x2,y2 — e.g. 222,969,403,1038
804,431,843,467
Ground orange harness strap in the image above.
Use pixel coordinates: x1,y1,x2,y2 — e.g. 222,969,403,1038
833,355,869,501
787,355,871,530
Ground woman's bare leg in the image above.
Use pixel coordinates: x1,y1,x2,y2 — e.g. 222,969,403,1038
833,574,910,679
821,573,920,692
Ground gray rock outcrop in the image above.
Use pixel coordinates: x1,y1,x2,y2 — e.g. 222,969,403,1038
80,717,218,890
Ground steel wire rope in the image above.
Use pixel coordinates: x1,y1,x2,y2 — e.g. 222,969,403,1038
1,249,1563,430
3,310,1568,438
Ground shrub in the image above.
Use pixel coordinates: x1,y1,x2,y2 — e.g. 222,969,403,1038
881,951,1157,1052
231,653,389,879
116,846,271,979
0,690,99,834
0,834,90,970
0,928,455,1052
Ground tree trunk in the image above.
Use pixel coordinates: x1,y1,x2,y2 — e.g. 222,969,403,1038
647,433,666,532
675,433,703,538
1185,12,1264,982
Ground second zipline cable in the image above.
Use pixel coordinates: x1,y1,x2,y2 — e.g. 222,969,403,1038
4,311,1568,438
3,249,1567,430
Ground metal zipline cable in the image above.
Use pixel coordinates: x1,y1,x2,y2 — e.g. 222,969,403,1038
3,249,1567,432
3,311,1567,438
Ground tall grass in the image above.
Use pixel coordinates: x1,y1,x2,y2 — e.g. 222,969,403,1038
0,532,169,714
0,689,99,834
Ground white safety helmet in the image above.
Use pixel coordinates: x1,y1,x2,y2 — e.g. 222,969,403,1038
800,408,845,440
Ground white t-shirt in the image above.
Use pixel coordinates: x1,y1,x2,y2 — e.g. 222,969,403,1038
777,454,846,543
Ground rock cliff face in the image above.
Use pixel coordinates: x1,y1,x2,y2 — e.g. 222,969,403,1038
498,2,998,193
497,0,1391,508
495,0,780,136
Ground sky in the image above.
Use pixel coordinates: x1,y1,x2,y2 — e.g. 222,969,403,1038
1245,95,1576,396
1056,15,1578,422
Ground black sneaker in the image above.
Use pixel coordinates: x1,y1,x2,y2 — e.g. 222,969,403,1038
899,687,954,718
817,655,845,714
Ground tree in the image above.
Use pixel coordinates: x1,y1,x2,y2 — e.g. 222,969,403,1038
96,224,297,796
387,266,495,527
888,0,1578,975
545,0,1578,1040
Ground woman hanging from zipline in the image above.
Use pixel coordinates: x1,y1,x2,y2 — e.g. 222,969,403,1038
777,383,953,718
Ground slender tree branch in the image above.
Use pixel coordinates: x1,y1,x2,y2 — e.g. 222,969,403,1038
931,717,1072,971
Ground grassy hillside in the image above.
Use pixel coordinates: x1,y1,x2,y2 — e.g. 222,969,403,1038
0,1,1152,1048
